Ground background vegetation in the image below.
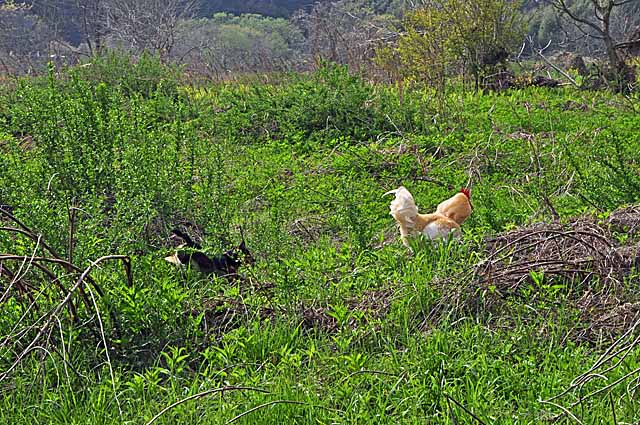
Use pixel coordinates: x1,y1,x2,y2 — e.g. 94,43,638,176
1,0,639,84
1,0,640,423
1,55,639,423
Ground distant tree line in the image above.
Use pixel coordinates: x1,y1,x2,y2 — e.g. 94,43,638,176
0,0,638,89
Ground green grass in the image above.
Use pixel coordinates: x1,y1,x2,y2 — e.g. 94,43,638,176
0,59,639,424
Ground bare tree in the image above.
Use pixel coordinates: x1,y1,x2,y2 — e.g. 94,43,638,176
28,0,199,60
0,2,53,74
104,0,199,60
75,0,109,55
551,0,638,88
292,0,398,74
27,0,110,57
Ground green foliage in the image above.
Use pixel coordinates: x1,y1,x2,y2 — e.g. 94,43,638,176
179,13,304,74
564,129,640,209
197,64,389,141
72,52,183,98
378,0,526,89
0,66,640,424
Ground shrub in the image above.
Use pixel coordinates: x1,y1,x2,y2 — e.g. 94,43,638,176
71,51,183,98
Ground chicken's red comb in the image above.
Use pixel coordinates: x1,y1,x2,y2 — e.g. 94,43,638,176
460,187,471,199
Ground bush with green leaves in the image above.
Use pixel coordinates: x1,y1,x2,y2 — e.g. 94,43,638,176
377,0,526,90
71,52,183,98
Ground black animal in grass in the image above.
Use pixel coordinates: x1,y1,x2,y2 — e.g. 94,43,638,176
164,228,253,279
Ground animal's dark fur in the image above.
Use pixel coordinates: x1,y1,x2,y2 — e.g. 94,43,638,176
171,228,202,249
166,228,254,279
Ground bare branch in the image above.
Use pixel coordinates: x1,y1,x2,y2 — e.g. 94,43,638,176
0,255,131,383
552,0,605,35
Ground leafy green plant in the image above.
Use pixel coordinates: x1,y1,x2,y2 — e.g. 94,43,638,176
72,51,183,98
1,63,640,425
377,0,525,90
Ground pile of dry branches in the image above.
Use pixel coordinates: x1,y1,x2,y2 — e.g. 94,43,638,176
0,206,132,386
426,206,640,420
608,205,640,235
433,205,640,342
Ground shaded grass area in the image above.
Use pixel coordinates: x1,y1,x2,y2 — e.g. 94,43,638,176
0,60,639,423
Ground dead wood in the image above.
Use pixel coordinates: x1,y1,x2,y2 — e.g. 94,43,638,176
0,208,132,385
432,205,640,343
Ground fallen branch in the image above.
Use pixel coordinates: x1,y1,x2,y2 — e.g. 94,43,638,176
530,38,579,88
0,255,131,383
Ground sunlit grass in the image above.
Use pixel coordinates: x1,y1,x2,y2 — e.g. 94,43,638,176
0,60,639,424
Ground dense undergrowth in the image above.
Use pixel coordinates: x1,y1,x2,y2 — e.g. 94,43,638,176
1,57,639,424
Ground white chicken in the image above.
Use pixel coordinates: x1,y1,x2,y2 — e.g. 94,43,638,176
385,186,472,247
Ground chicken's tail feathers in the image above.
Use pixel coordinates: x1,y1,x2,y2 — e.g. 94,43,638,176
386,186,418,215
385,186,419,244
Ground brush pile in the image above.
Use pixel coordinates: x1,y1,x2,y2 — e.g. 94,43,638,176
608,205,640,235
0,207,132,384
481,218,623,296
435,205,640,343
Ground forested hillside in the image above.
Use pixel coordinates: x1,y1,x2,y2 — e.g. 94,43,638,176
199,0,316,17
2,0,638,80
